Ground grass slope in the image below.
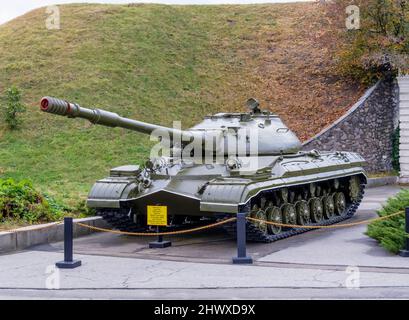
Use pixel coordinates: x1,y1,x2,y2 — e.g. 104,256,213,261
0,3,364,206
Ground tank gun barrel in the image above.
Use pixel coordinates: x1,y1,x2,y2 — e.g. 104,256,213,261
40,97,200,141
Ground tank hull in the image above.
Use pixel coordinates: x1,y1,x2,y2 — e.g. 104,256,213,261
88,151,366,219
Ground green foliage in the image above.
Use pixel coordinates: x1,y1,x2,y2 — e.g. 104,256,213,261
333,0,409,84
392,126,400,172
0,178,67,224
2,86,26,129
72,199,96,218
366,188,408,253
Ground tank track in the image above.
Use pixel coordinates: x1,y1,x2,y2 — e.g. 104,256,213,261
97,209,214,233
222,177,366,243
97,209,146,232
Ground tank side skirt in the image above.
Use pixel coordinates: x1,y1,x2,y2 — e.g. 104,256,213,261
200,169,366,213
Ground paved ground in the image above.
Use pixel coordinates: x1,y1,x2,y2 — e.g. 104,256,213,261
1,185,408,299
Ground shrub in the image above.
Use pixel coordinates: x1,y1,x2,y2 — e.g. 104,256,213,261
2,86,26,129
0,178,68,224
366,188,408,253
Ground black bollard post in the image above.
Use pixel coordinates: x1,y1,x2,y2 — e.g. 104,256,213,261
149,226,172,248
399,207,409,257
232,210,253,264
56,217,82,269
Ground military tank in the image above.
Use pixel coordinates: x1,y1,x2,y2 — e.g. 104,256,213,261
40,96,367,242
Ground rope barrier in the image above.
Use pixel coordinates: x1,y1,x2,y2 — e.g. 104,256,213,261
3,221,63,234
2,209,404,236
247,210,405,229
75,217,237,236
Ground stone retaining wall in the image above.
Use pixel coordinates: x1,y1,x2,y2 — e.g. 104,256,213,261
302,79,399,172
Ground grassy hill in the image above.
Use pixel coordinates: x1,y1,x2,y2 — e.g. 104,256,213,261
0,3,364,206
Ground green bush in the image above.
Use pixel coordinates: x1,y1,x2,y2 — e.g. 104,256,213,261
2,86,26,129
0,178,68,224
366,189,408,253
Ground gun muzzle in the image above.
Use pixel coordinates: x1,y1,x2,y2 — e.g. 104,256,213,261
40,97,72,116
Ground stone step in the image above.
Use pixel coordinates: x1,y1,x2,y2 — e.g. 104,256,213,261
399,165,409,172
399,129,409,135
399,115,409,122
399,122,409,129
399,143,409,150
399,162,409,169
399,109,409,115
399,131,409,137
400,150,409,157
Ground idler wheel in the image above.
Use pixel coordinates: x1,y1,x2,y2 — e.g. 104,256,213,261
266,206,282,235
296,200,311,225
309,197,323,223
282,203,296,226
334,192,347,216
323,194,335,219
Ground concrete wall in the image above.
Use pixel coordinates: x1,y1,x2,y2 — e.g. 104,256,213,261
0,216,108,254
302,79,399,173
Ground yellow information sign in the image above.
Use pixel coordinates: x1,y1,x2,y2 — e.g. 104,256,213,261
147,205,168,226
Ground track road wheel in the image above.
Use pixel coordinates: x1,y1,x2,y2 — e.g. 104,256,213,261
334,192,347,216
254,209,268,235
282,203,296,226
266,206,282,235
296,200,310,225
309,197,323,223
323,194,335,219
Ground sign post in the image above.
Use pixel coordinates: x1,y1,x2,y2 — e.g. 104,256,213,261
56,217,82,269
147,205,172,248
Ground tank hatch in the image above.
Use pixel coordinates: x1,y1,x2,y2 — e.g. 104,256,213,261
110,165,141,177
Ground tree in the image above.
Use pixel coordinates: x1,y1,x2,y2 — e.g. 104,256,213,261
2,87,26,130
327,0,409,83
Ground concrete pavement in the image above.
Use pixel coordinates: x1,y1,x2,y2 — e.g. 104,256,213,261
0,185,408,299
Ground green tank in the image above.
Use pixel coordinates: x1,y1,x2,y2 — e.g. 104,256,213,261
40,96,367,242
